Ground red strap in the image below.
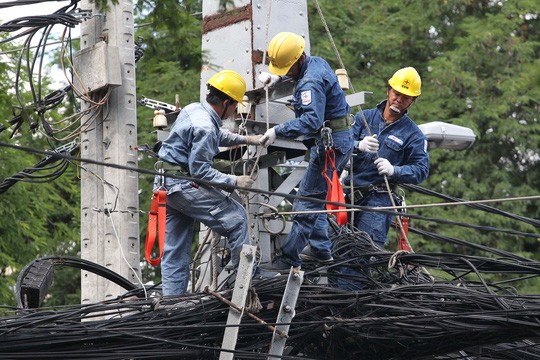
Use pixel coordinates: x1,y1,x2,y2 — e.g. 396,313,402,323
322,149,348,225
397,216,410,251
145,190,167,266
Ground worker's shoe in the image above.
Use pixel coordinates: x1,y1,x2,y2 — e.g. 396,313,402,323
262,256,299,272
252,266,281,280
300,246,334,263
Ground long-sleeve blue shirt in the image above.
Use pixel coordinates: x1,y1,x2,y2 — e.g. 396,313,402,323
158,101,247,187
345,100,429,188
273,56,350,140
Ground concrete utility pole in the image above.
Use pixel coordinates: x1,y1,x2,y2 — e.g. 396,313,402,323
77,0,139,304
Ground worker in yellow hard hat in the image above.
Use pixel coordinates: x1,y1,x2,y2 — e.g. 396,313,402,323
341,67,430,265
156,70,279,297
258,32,355,270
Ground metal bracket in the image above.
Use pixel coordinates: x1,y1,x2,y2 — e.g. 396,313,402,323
219,244,256,360
244,78,296,105
69,8,94,21
138,96,177,112
268,267,304,359
51,140,79,156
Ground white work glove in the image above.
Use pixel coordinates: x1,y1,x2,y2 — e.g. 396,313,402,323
374,157,394,176
245,135,262,145
259,128,276,148
357,135,379,153
339,170,349,183
236,175,255,188
258,72,280,86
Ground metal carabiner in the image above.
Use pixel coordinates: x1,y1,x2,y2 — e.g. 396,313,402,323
157,168,166,189
320,125,333,150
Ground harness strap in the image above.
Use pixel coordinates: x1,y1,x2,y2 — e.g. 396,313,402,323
155,160,190,175
145,189,167,266
322,149,348,225
396,215,410,251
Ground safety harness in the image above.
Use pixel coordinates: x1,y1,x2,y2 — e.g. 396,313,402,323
321,127,348,225
396,215,410,251
145,179,167,266
394,196,411,252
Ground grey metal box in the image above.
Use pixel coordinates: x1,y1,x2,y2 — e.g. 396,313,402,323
73,41,122,93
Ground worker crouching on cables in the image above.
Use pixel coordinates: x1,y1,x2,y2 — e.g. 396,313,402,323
157,70,279,297
342,67,430,249
258,32,354,270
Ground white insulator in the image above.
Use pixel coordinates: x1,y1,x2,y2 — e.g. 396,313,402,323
335,68,349,90
153,109,167,129
237,95,249,114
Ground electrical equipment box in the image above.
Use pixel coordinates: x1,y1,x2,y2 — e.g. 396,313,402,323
73,41,122,93
419,121,476,150
19,259,54,308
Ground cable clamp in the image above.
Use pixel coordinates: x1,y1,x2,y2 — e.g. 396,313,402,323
69,8,94,20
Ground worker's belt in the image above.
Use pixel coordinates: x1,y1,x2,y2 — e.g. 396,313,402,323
353,184,397,199
302,115,353,152
324,114,353,132
155,160,189,175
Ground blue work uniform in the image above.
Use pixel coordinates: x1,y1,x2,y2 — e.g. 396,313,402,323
273,56,354,267
157,101,249,297
344,100,429,248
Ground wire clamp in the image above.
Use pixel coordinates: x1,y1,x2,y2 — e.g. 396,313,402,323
69,9,93,20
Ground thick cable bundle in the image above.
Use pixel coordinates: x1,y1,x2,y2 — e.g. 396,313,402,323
3,230,540,359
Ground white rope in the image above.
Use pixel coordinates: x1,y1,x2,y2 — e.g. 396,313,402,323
313,0,349,88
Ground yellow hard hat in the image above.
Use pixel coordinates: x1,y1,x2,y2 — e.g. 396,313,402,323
207,70,246,103
267,32,305,76
388,67,421,97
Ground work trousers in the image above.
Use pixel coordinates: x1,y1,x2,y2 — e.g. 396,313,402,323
160,179,247,296
353,191,401,248
280,130,353,267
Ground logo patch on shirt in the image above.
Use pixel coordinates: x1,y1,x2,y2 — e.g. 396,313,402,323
301,90,312,105
424,139,428,153
388,135,403,146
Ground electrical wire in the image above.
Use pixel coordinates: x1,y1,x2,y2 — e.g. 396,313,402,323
0,140,78,193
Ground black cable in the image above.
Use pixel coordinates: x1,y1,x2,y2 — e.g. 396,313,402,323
15,255,139,309
0,140,78,193
0,0,72,9
403,183,540,228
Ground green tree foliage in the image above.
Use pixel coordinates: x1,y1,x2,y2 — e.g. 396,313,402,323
0,39,81,307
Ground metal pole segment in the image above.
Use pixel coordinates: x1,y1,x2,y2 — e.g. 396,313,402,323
219,244,257,360
268,267,305,359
